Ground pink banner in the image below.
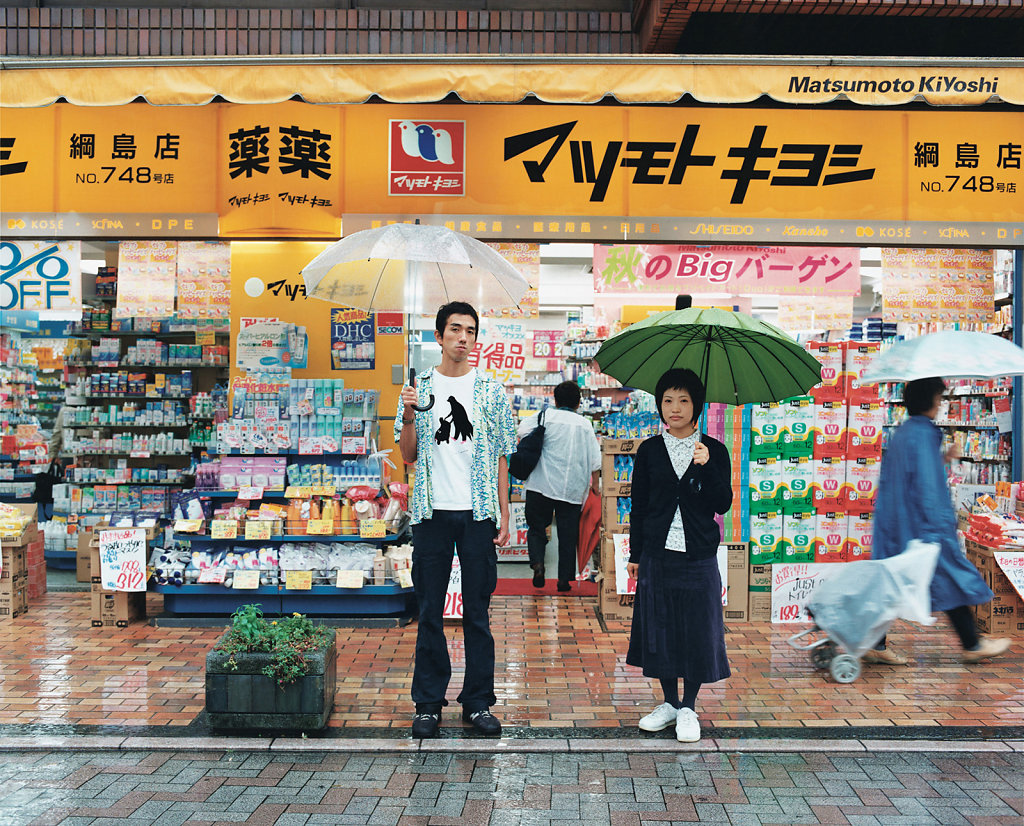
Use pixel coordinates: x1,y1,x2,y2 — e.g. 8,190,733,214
593,245,860,296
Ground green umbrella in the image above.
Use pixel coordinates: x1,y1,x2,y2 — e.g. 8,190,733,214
593,307,822,405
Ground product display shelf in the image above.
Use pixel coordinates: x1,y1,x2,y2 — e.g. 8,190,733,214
150,581,413,617
66,422,192,429
174,532,402,543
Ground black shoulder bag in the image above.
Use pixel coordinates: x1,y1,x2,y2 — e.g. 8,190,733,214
508,408,546,481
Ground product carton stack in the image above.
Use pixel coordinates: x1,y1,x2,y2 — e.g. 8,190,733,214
0,503,36,620
963,510,1024,636
599,437,640,620
88,521,152,628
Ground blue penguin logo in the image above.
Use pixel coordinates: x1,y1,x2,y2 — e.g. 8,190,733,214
397,120,455,165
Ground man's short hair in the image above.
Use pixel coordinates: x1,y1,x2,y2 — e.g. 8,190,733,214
435,302,479,337
654,368,706,426
904,377,946,416
553,380,582,410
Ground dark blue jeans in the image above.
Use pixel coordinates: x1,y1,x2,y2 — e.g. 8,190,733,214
525,490,580,585
411,510,498,712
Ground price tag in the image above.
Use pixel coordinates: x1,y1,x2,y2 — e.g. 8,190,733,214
174,519,204,534
198,567,226,584
396,568,413,589
129,450,151,458
311,485,336,497
285,486,312,498
336,569,364,589
341,436,367,455
307,518,334,536
245,521,273,540
210,519,238,539
359,518,387,539
285,570,313,590
232,570,261,589
196,331,216,346
238,485,264,501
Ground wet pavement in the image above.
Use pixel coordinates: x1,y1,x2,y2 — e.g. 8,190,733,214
0,746,1021,825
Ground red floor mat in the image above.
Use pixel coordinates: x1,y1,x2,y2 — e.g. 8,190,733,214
493,578,598,596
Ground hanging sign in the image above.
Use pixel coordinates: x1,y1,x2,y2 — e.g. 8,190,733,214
611,533,637,596
882,248,995,322
777,296,855,333
177,241,231,319
0,240,82,314
594,245,861,296
482,243,540,319
532,331,563,359
98,528,147,592
468,321,527,384
330,308,376,370
994,553,1024,601
116,240,177,318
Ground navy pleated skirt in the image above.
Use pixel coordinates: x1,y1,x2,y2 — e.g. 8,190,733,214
625,552,731,683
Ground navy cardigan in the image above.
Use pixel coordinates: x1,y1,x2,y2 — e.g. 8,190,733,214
627,433,733,563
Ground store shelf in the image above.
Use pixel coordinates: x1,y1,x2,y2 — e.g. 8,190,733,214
174,533,403,543
65,423,191,430
956,455,1011,463
67,362,227,371
151,582,413,617
934,420,1000,429
76,394,192,401
68,330,230,340
193,490,287,499
65,480,187,487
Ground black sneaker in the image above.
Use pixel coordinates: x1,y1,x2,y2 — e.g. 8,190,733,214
412,711,440,738
462,708,502,736
531,564,545,588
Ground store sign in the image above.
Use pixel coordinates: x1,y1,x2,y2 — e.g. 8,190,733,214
481,242,539,319
177,241,231,319
882,248,994,322
777,296,854,333
388,118,465,196
532,331,562,359
330,308,375,370
116,240,177,319
593,245,860,296
468,321,526,384
98,528,147,592
0,240,81,313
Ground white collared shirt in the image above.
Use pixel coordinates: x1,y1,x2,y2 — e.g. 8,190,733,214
517,407,601,505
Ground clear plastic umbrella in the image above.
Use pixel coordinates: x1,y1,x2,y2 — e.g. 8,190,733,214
860,331,1024,383
300,223,530,315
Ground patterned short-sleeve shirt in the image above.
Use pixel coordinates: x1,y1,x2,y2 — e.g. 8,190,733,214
394,367,517,524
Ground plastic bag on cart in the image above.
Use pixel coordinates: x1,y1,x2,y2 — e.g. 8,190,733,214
804,540,940,658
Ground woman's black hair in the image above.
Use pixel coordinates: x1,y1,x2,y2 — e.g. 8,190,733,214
903,377,947,416
654,368,705,426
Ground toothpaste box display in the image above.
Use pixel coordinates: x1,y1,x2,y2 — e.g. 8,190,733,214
814,511,848,562
847,402,885,458
781,455,814,513
843,341,882,403
812,456,846,512
808,341,846,402
781,395,814,458
781,512,816,563
842,456,881,511
748,457,783,514
749,402,783,458
812,401,849,459
749,511,783,565
845,511,875,560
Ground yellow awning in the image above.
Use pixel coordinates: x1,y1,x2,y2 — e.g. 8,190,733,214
2,56,1022,108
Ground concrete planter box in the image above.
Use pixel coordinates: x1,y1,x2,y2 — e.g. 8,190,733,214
205,637,337,731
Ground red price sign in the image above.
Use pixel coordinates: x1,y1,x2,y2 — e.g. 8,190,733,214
532,330,562,359
117,558,146,591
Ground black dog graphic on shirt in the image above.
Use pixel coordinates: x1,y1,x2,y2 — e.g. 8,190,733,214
435,396,473,443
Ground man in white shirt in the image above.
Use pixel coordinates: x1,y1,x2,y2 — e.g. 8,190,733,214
518,381,601,591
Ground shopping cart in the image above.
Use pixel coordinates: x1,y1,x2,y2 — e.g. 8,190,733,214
787,541,940,683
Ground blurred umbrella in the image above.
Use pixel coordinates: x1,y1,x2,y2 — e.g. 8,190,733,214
860,330,1024,383
300,222,530,314
594,307,822,405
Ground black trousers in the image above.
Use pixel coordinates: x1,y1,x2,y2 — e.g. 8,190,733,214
525,490,581,585
411,511,498,712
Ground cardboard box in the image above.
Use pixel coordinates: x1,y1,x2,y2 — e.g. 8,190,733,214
601,438,642,455
598,536,634,620
749,511,783,564
601,480,633,499
723,542,749,622
781,396,815,458
602,495,631,528
814,511,848,562
90,590,147,628
812,401,849,458
77,527,94,582
847,402,885,458
843,457,881,512
780,455,814,514
749,402,783,458
811,456,846,512
845,511,875,561
781,512,816,562
601,452,635,486
0,575,28,620
748,457,783,514
808,342,846,402
1,544,27,580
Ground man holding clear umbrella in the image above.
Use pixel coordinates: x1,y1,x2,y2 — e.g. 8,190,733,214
396,301,518,738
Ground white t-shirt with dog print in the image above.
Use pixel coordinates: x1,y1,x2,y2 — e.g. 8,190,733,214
429,368,477,510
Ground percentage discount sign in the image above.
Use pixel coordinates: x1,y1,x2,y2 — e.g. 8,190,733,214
0,241,73,311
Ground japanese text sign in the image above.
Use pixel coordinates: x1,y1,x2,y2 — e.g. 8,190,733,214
284,570,313,590
330,308,375,370
594,245,861,296
98,528,147,592
770,562,841,623
232,570,261,589
0,240,82,314
467,321,527,384
994,553,1024,601
177,241,231,319
481,243,539,319
882,248,994,322
443,556,463,619
116,240,177,319
244,521,273,541
611,533,637,596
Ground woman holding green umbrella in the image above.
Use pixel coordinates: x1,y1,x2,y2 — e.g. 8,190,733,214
625,367,733,743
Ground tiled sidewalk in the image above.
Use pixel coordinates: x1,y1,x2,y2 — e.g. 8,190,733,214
1,748,1022,826
0,592,1021,735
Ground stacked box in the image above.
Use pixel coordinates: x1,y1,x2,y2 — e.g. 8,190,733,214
749,402,783,458
89,545,148,628
600,437,641,532
24,524,45,600
721,406,750,544
964,542,1024,635
781,512,816,563
843,341,882,404
842,456,881,513
814,511,848,562
812,401,848,458
811,456,846,512
598,533,634,621
723,542,749,622
748,563,772,622
1,540,29,621
847,402,885,459
781,396,814,458
845,511,875,561
748,457,783,515
749,511,783,565
807,342,846,403
780,455,814,513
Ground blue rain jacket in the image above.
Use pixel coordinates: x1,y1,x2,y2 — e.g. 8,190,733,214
872,415,993,612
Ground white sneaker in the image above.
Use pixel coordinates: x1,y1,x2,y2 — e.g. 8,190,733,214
675,707,701,742
638,702,678,732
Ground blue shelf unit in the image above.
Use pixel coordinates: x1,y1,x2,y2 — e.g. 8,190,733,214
150,583,413,616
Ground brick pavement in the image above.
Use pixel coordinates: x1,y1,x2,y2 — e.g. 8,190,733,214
0,592,1021,735
0,747,1021,826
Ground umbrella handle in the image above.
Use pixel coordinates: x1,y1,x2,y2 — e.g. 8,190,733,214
408,368,435,412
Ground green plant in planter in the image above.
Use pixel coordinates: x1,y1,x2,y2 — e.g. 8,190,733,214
215,605,334,689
